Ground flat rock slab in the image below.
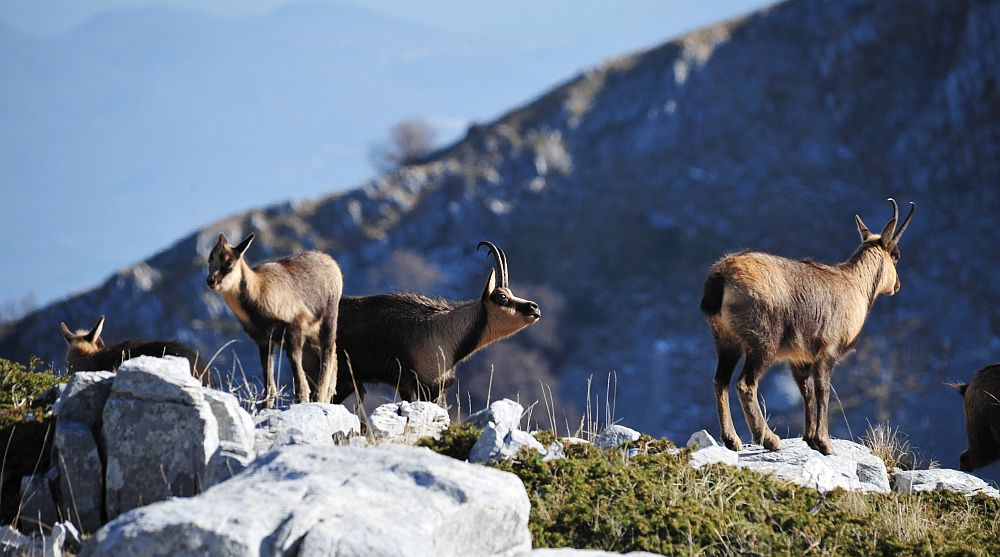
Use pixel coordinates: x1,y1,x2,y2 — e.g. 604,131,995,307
893,469,1000,498
518,551,664,557
82,444,532,557
691,437,891,493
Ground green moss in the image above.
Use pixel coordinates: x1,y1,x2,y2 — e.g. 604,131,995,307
0,357,68,429
425,425,1000,555
417,423,482,460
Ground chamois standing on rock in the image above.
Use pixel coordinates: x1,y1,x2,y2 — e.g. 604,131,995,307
701,199,915,455
207,233,343,407
956,364,1000,472
60,315,210,384
318,241,540,404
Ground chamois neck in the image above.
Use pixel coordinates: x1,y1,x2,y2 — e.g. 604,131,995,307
437,299,488,365
843,246,885,307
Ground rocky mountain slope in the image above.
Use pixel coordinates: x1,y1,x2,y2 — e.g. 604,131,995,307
3,0,999,477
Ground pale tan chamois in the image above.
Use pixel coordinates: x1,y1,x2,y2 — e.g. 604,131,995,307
206,233,343,407
956,364,1000,472
701,199,915,455
60,315,211,384
317,241,540,404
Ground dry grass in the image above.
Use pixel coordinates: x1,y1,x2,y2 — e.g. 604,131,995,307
860,422,936,471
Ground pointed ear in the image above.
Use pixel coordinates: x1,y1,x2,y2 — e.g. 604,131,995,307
855,214,874,242
60,322,74,343
234,233,255,258
482,268,497,300
87,315,105,343
217,233,228,247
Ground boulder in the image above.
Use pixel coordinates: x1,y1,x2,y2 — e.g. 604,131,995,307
102,356,220,520
200,390,255,488
469,425,546,464
82,445,532,557
594,425,641,450
253,402,360,453
52,371,115,429
54,421,104,532
734,438,890,493
368,401,450,443
465,399,524,431
893,469,1000,498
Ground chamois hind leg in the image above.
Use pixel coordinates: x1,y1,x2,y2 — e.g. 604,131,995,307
287,325,311,404
712,337,744,451
314,307,339,403
790,364,817,447
736,347,781,451
810,357,835,455
258,342,277,409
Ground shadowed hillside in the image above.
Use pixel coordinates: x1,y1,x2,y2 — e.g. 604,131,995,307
3,0,999,478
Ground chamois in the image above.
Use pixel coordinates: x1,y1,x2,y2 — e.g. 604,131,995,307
956,364,1000,472
60,315,210,384
701,199,915,455
207,233,342,407
318,241,541,404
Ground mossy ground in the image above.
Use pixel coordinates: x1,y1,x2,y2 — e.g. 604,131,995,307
427,425,1000,556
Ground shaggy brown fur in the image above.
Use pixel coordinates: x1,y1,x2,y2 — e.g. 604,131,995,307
701,200,914,455
60,316,210,384
311,241,540,404
207,233,343,407
957,364,1000,472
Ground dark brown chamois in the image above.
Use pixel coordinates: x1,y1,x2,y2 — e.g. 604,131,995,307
207,233,343,407
956,364,1000,472
701,199,915,455
318,241,540,404
60,315,210,385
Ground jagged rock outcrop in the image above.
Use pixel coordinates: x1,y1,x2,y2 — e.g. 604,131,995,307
81,445,533,557
368,401,450,444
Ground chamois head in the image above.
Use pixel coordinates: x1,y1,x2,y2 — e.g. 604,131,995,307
60,315,107,363
206,233,254,292
477,241,541,332
853,198,915,296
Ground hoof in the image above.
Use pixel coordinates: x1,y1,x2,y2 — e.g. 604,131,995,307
810,437,833,455
722,435,744,452
762,433,781,451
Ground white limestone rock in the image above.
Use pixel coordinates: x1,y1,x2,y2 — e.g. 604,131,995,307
893,468,1000,498
81,445,532,557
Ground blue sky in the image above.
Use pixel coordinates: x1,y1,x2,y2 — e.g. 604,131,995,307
0,0,773,311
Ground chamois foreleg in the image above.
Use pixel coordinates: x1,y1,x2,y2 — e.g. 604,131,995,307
736,347,781,451
287,325,311,404
790,364,817,445
314,307,339,403
712,339,743,451
810,358,836,455
259,342,277,409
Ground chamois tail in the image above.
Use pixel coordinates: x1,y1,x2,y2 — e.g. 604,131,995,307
700,271,725,316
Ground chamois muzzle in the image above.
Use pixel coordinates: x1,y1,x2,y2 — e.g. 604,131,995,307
519,300,541,321
206,273,222,290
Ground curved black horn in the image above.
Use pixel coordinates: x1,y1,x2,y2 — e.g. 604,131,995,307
892,201,915,243
477,241,507,287
880,198,899,239
498,247,509,287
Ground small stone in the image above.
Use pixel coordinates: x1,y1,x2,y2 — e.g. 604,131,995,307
594,425,641,450
686,430,720,450
465,399,523,432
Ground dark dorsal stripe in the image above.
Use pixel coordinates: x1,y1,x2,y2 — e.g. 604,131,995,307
452,302,489,364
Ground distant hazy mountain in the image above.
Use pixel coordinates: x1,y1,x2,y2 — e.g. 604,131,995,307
3,0,999,479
